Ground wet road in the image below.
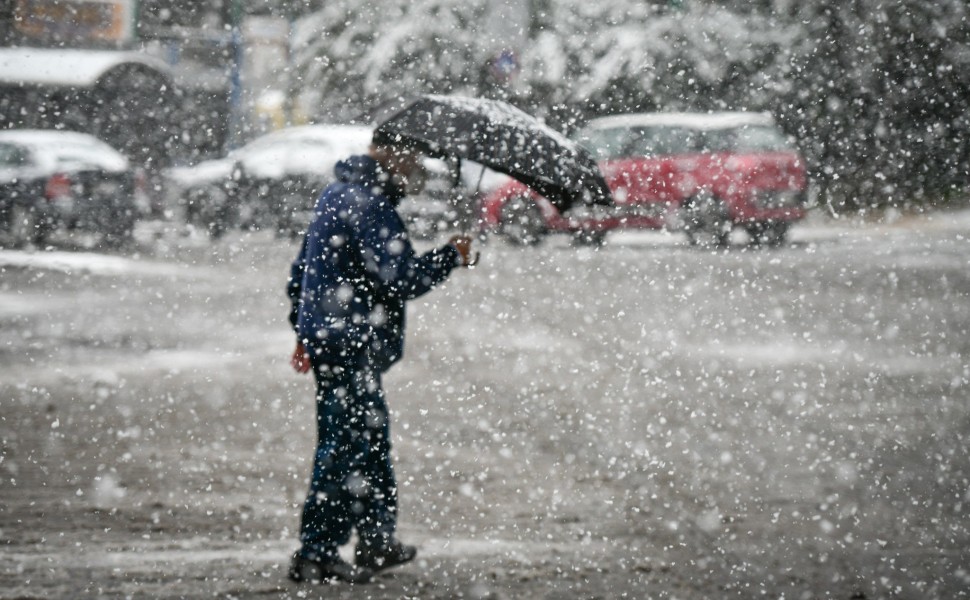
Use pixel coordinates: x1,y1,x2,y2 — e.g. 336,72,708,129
1,211,969,599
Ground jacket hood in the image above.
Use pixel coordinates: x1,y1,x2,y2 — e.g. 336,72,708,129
334,154,406,205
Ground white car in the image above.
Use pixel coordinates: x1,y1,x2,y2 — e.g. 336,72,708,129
166,124,373,238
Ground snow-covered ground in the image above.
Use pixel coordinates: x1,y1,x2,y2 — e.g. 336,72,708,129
1,211,968,598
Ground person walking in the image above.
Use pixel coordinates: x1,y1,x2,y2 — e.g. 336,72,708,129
285,138,475,584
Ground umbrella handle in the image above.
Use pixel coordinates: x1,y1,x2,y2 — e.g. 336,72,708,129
458,228,480,268
455,163,484,268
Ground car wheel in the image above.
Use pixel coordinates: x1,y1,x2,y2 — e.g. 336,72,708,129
101,215,136,248
683,191,731,248
746,221,789,248
500,196,546,246
185,185,237,239
275,191,311,239
572,228,606,247
8,204,48,248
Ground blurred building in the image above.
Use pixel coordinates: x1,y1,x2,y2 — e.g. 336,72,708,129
0,0,180,169
0,0,295,165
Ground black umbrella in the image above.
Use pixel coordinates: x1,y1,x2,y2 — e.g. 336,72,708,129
370,95,612,212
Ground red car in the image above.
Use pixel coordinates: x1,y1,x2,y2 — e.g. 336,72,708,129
479,112,808,247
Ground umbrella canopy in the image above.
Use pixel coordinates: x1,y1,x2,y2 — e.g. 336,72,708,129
371,95,612,212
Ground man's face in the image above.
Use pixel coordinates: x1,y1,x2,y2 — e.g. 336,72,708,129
389,149,428,195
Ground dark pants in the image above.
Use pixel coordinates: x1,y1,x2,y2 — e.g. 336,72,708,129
298,359,397,561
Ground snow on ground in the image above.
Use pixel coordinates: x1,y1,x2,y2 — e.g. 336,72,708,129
1,210,969,598
0,249,189,277
0,291,76,318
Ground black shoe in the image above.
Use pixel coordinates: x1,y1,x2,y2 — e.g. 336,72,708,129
288,552,374,584
355,539,417,571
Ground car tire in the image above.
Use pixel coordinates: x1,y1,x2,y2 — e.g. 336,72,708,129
572,228,606,247
101,215,136,248
746,221,789,248
500,196,546,246
8,204,48,248
185,185,237,240
275,191,311,239
683,191,731,248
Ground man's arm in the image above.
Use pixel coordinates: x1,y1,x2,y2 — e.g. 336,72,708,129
357,199,465,300
286,235,308,332
287,234,312,373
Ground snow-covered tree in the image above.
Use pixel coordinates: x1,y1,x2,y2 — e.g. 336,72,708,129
779,0,970,207
290,0,490,122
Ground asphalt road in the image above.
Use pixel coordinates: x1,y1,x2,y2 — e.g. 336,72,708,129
1,212,968,599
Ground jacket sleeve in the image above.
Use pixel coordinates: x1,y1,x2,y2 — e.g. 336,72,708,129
286,235,308,333
357,198,460,301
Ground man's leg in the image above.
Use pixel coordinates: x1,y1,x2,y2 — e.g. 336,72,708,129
297,365,358,562
353,367,416,571
354,366,397,546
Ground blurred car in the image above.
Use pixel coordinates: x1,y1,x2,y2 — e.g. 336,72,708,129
0,129,145,248
165,124,373,238
479,112,809,247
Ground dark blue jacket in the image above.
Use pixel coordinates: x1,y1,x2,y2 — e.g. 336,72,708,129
288,155,460,371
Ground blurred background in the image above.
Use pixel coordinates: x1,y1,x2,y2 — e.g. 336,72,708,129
1,0,967,214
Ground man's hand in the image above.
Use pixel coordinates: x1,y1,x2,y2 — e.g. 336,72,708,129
291,342,312,374
449,235,477,267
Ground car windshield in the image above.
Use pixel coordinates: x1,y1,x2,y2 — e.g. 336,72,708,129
576,123,792,158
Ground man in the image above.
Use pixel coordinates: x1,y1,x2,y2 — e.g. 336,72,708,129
286,139,474,584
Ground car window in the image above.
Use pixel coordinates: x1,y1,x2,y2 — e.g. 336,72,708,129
577,119,793,159
577,125,702,158
574,127,632,160
626,126,699,156
0,143,28,168
703,125,793,152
